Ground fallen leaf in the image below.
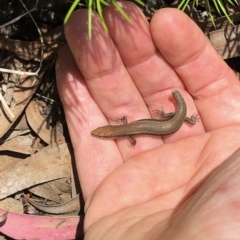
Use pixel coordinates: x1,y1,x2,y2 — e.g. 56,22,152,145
26,194,81,215
0,133,34,154
0,64,49,138
25,100,65,145
0,143,71,200
0,198,23,214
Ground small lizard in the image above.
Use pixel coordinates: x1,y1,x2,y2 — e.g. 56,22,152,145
91,90,198,146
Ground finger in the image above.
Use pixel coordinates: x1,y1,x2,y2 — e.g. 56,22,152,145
150,8,240,131
56,46,122,200
64,9,168,159
103,2,205,141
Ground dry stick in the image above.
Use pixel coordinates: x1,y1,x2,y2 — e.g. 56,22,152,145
0,0,43,76
0,93,14,121
0,0,39,28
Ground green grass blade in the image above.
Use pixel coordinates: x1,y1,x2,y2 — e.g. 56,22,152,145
111,0,131,23
217,0,234,24
99,0,109,7
234,0,239,5
64,0,81,23
226,0,233,5
93,0,96,10
205,0,216,27
133,0,145,6
212,0,221,15
209,12,216,27
178,0,187,9
96,0,108,32
182,0,191,11
225,0,239,5
178,0,191,11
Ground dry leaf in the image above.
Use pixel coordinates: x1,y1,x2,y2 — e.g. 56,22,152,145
0,198,23,214
0,143,71,200
0,64,49,138
48,179,71,193
25,100,65,145
29,182,64,203
26,194,81,215
0,155,22,173
0,133,34,154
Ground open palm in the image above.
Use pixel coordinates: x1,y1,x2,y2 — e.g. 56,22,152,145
56,4,240,239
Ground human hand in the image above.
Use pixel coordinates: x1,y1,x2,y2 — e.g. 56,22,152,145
56,4,240,239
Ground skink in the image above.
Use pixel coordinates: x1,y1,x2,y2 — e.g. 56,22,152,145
91,90,198,145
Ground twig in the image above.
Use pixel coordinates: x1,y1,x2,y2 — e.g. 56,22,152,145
0,93,15,121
